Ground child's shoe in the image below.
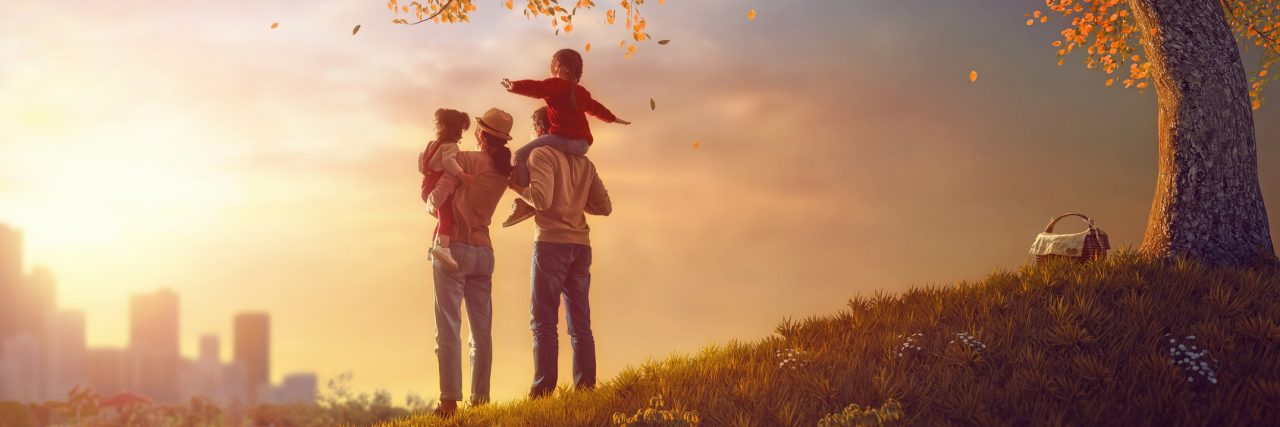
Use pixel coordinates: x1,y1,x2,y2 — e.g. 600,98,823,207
430,245,460,272
502,199,537,228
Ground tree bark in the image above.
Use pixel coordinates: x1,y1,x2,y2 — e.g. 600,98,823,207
1128,0,1276,266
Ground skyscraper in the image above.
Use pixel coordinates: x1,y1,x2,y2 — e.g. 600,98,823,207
233,313,270,403
184,334,223,402
1,333,41,401
0,224,23,340
129,289,180,403
86,348,129,395
0,225,23,399
17,266,56,337
43,310,86,400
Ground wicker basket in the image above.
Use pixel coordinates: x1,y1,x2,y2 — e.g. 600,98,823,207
1031,213,1111,265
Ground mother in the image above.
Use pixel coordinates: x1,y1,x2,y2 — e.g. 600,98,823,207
424,107,515,418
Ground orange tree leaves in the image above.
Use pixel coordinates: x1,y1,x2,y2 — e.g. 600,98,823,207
1028,0,1280,109
387,0,662,57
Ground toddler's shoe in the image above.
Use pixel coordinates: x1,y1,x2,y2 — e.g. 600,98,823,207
430,245,459,272
502,199,536,228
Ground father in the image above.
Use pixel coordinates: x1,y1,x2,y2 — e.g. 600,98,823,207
426,108,515,417
510,107,613,398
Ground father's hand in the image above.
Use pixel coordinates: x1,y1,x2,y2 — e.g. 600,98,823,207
500,79,514,91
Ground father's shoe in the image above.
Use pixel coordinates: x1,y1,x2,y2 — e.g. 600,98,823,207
528,388,553,400
431,245,460,272
502,199,536,228
432,400,458,419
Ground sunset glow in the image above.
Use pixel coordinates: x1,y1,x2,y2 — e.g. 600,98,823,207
3,0,1279,405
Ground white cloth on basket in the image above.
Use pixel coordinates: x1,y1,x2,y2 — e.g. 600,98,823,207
1029,231,1090,257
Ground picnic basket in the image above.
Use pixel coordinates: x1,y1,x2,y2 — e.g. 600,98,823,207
1029,213,1111,265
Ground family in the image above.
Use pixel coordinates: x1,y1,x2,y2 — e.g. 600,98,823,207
415,48,627,418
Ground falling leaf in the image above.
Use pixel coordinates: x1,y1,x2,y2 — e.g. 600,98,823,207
585,43,592,52
747,9,757,21
969,70,978,82
352,25,361,35
271,22,279,29
650,98,656,110
658,39,670,45
692,141,701,149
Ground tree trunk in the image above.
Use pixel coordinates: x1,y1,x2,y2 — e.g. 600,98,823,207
1128,0,1276,265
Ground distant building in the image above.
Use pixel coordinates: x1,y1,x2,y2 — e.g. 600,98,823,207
220,360,249,406
0,224,22,341
129,289,180,403
0,226,23,398
43,310,86,400
273,373,318,404
17,267,56,338
233,313,270,403
1,333,42,401
182,334,224,402
86,348,129,396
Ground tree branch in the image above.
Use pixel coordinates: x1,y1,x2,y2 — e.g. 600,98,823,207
1220,0,1280,57
407,0,456,25
1250,25,1280,57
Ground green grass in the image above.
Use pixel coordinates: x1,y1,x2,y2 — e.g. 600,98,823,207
382,252,1280,426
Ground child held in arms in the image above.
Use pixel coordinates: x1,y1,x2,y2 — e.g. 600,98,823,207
418,108,476,271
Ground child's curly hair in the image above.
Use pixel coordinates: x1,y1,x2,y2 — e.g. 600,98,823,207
552,49,583,83
434,108,471,142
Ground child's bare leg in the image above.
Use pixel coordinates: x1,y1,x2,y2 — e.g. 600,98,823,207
430,195,460,272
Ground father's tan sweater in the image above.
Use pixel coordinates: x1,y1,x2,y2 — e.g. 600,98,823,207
521,147,612,246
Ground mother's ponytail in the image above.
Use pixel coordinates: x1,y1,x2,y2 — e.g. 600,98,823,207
480,132,514,175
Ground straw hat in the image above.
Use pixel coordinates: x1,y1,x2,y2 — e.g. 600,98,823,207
475,108,514,141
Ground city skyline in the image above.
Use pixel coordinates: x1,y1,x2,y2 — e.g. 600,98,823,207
0,223,317,405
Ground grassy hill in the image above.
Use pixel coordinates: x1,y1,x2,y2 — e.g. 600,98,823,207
382,252,1280,426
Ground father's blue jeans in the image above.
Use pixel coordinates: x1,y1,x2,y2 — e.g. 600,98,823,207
529,241,595,398
433,243,494,404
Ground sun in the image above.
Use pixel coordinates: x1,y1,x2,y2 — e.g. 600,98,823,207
1,110,239,254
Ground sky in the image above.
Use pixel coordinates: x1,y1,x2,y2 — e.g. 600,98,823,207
2,0,1279,402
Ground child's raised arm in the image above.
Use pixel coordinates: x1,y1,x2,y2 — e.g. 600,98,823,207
584,97,627,125
503,78,557,99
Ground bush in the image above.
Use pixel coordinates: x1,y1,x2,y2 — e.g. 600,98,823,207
0,401,36,427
